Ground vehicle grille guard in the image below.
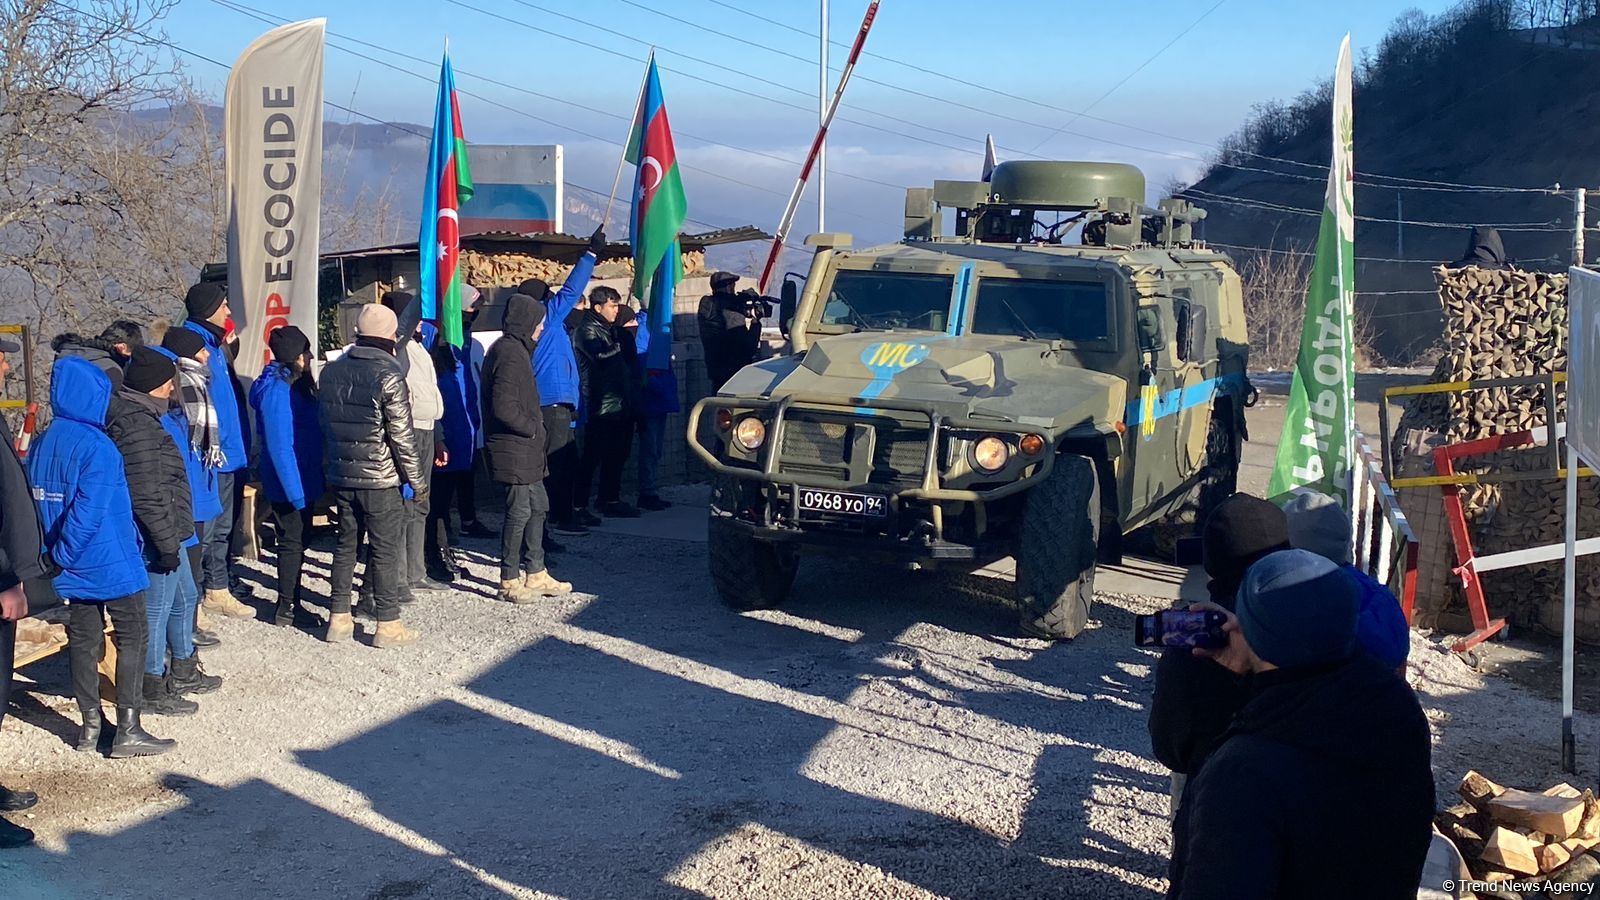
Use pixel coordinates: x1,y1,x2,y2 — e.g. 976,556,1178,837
687,392,1056,503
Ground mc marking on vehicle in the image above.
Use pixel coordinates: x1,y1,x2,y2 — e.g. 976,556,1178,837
862,341,931,371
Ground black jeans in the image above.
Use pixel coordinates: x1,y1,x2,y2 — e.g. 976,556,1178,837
459,456,481,524
66,595,147,713
542,405,577,523
402,429,435,586
270,501,314,606
0,619,13,731
576,414,635,509
499,482,548,581
201,470,236,591
329,487,406,622
428,469,472,551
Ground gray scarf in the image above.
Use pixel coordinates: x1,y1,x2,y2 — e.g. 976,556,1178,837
175,356,225,470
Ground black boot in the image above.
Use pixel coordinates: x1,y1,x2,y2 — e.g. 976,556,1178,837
141,674,198,716
169,654,223,695
109,707,176,758
192,626,221,648
0,817,33,849
274,596,297,628
0,784,37,813
75,709,102,753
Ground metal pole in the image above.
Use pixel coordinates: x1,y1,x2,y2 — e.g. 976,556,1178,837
1396,191,1403,258
1564,441,1578,774
818,0,828,234
1577,188,1588,267
606,49,654,238
757,0,880,295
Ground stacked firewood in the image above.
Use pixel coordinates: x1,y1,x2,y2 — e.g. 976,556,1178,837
1439,771,1600,885
1391,266,1600,638
459,249,706,290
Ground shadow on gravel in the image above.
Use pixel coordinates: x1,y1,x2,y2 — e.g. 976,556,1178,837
28,529,1170,898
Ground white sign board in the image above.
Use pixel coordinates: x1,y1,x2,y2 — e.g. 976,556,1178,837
458,144,564,235
1568,267,1600,470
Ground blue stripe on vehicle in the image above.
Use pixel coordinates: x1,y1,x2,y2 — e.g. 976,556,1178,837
947,263,975,336
1124,372,1246,426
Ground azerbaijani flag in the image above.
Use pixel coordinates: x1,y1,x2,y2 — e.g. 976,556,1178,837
418,51,475,348
626,53,687,364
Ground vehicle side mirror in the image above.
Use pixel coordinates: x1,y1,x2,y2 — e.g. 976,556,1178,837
1136,307,1164,353
780,279,798,338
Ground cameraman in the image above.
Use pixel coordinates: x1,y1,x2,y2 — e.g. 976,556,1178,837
697,271,765,393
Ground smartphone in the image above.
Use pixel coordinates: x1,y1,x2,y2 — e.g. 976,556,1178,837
1134,609,1228,649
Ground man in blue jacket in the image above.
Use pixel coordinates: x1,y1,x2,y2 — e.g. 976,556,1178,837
31,357,175,759
526,227,603,535
249,326,324,628
181,282,254,621
427,302,481,583
632,308,679,512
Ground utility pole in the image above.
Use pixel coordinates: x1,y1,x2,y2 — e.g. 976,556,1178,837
1576,188,1588,267
1396,191,1403,258
818,0,829,234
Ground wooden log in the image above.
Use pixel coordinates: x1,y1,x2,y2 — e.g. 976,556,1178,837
1461,770,1508,810
1483,826,1541,875
1489,788,1587,840
1536,841,1572,872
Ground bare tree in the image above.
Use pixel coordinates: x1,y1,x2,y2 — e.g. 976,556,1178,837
0,0,215,338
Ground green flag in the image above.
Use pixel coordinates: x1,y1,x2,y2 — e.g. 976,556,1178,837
1268,35,1356,504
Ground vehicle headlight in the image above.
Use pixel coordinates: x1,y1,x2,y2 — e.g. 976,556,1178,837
972,436,1010,473
733,417,767,451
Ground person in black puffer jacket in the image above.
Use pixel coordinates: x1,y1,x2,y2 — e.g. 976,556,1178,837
1149,495,1290,792
104,348,198,717
1168,550,1434,900
574,286,639,520
317,304,423,649
481,292,570,603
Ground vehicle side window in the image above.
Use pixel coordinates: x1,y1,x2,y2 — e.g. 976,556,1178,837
971,278,1111,343
1173,288,1194,362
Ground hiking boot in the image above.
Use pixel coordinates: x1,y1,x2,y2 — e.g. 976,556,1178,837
169,655,222,695
461,519,494,538
523,569,572,596
191,627,221,648
372,619,419,649
498,579,537,605
195,605,216,630
549,519,590,537
0,784,38,813
273,597,297,627
600,501,641,519
141,674,198,716
574,509,603,528
324,612,355,643
202,588,254,619
75,709,101,753
638,494,672,512
0,817,34,849
108,707,176,758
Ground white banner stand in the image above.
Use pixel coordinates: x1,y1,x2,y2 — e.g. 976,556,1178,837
1563,267,1600,774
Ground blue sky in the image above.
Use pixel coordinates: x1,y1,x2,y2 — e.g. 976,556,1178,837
164,0,1459,240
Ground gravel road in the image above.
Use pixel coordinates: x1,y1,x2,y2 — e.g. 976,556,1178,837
0,483,1584,898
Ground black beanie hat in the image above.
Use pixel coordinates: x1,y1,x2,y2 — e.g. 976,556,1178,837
268,325,311,364
518,278,551,302
161,328,206,361
123,346,177,393
184,282,226,321
1200,493,1292,607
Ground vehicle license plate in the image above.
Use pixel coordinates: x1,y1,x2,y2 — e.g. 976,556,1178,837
797,489,888,518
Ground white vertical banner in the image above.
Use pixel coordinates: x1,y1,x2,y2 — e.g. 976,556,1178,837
225,19,325,378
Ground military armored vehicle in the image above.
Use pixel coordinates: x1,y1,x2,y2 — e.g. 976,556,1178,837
686,161,1251,639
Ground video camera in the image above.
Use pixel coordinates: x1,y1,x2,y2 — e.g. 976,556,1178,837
735,288,775,320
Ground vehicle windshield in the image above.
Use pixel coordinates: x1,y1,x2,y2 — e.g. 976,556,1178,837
971,278,1111,343
820,270,952,331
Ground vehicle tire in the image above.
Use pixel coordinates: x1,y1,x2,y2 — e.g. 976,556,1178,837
708,514,799,611
1016,453,1099,640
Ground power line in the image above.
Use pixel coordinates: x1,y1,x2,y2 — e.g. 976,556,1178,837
1181,189,1570,231
1024,0,1229,154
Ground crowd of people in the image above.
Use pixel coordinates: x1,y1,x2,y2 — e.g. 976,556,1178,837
0,225,779,849
1153,491,1435,899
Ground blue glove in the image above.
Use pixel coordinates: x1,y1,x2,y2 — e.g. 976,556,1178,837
402,484,415,501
